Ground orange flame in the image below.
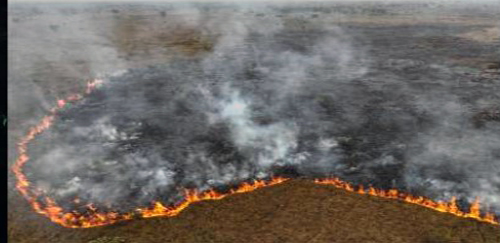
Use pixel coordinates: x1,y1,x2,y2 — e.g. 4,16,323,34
314,178,499,225
138,177,289,219
11,78,499,228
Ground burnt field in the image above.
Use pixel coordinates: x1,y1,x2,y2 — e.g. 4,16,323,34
8,2,500,242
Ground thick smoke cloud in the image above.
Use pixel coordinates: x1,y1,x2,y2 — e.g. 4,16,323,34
24,9,369,210
10,3,500,215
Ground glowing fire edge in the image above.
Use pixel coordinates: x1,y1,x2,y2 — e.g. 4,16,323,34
12,78,499,228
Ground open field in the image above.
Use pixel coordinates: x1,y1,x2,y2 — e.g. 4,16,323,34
8,2,500,242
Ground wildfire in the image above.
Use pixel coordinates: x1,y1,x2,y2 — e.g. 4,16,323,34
314,178,499,225
11,78,499,228
138,177,289,218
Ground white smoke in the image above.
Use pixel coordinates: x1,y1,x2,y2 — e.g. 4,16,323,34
9,3,500,215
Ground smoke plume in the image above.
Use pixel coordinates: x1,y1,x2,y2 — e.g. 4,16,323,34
10,3,500,214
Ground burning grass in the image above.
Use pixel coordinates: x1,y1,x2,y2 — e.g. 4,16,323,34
8,180,500,243
11,78,500,229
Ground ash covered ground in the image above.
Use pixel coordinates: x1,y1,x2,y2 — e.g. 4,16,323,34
9,2,500,217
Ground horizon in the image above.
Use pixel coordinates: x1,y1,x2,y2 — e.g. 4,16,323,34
8,0,500,4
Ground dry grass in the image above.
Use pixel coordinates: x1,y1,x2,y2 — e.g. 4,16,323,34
8,180,500,243
458,27,500,44
109,14,216,61
8,7,500,243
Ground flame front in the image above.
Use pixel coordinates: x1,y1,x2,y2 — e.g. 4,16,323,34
11,78,499,228
314,178,499,225
138,177,289,218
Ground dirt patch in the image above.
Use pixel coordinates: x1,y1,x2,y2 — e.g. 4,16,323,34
458,27,500,43
331,15,498,27
109,14,216,60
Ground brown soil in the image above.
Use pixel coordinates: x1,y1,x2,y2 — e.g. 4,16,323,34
8,180,500,243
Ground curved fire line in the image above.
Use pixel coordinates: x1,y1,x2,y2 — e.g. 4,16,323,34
12,78,500,228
